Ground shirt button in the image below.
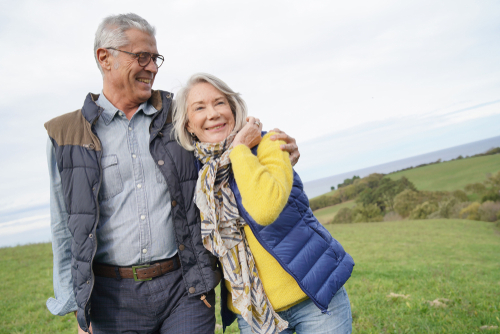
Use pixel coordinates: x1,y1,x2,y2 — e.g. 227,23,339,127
140,215,146,220
132,154,137,158
89,234,93,238
158,160,164,166
171,200,177,207
137,184,142,189
142,249,147,254
179,244,185,251
128,127,132,131
189,287,195,294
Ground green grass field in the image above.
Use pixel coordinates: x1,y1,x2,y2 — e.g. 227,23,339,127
387,154,500,192
328,219,500,333
314,200,356,224
2,219,499,333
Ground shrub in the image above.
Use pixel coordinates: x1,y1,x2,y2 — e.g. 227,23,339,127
478,201,500,222
332,207,353,224
383,211,403,222
485,147,500,155
452,190,468,202
394,190,420,217
410,201,438,220
437,197,458,218
481,190,500,203
459,202,481,220
485,171,500,188
450,202,473,219
464,183,486,195
309,193,342,211
352,204,384,223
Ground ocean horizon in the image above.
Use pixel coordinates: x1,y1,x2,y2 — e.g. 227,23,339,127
1,134,499,248
302,134,500,198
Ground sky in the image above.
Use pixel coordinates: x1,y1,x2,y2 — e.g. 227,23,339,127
0,0,499,242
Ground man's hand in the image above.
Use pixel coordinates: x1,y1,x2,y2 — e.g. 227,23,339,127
269,128,300,166
233,116,263,148
75,311,92,334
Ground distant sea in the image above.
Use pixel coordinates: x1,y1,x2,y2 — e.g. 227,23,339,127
1,135,499,248
303,135,500,199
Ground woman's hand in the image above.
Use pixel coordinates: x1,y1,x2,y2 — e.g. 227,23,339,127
233,116,263,148
269,128,300,166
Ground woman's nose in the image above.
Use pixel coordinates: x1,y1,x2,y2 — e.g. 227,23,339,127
207,106,220,119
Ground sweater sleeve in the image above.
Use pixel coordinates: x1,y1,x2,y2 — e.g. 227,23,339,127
229,132,293,226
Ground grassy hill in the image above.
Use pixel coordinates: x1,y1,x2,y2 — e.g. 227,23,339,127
314,200,355,224
311,154,500,220
387,154,500,192
2,219,499,333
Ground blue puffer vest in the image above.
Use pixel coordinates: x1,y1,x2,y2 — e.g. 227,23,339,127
213,144,354,329
45,91,221,332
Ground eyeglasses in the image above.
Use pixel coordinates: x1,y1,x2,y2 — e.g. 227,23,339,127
106,48,164,69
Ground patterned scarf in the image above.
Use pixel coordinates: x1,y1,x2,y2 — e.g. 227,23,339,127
193,133,288,334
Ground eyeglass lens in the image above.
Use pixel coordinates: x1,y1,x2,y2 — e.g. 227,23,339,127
138,53,164,68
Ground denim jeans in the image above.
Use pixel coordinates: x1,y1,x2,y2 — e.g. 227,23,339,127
236,286,352,334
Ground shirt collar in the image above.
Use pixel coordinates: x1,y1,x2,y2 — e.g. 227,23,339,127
96,92,158,125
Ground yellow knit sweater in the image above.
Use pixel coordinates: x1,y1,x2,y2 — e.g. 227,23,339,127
226,132,308,313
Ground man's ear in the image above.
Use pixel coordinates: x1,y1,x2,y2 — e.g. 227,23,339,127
96,48,112,71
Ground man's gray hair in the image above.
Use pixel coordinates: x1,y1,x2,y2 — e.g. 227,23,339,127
94,13,156,75
172,73,248,151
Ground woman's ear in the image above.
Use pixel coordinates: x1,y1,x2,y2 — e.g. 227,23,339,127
186,122,193,135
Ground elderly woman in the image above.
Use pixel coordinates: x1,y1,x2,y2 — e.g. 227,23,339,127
172,73,354,334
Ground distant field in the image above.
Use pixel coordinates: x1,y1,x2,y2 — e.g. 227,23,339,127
2,219,499,333
387,154,500,191
314,200,355,224
328,219,500,333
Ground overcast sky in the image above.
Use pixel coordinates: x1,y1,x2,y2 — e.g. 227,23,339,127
0,0,499,219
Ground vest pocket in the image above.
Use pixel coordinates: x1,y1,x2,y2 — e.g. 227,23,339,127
98,155,124,201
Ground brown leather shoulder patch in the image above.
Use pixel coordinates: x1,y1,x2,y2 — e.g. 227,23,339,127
44,110,102,151
150,90,163,111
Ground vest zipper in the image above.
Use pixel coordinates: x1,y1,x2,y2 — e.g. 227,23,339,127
82,130,102,330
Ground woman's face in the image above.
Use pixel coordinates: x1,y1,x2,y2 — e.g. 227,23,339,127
186,82,235,143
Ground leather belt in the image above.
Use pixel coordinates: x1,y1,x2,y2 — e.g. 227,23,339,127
93,255,180,281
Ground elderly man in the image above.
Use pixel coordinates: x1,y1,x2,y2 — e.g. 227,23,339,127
45,13,299,334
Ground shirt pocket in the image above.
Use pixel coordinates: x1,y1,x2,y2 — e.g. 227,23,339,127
98,155,124,201
155,165,167,184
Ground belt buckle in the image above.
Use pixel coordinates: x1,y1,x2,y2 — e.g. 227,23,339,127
132,264,152,282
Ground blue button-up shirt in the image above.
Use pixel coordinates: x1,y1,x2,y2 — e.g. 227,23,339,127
46,93,177,315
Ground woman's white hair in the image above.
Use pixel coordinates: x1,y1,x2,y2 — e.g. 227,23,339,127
94,13,156,75
172,73,248,151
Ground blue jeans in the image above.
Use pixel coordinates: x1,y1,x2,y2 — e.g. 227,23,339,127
236,286,352,334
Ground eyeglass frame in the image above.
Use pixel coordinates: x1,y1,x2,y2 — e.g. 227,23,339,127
106,47,164,69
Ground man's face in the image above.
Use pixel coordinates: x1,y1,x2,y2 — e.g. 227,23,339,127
107,29,159,106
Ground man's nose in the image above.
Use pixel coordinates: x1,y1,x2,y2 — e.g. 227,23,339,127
144,58,158,74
